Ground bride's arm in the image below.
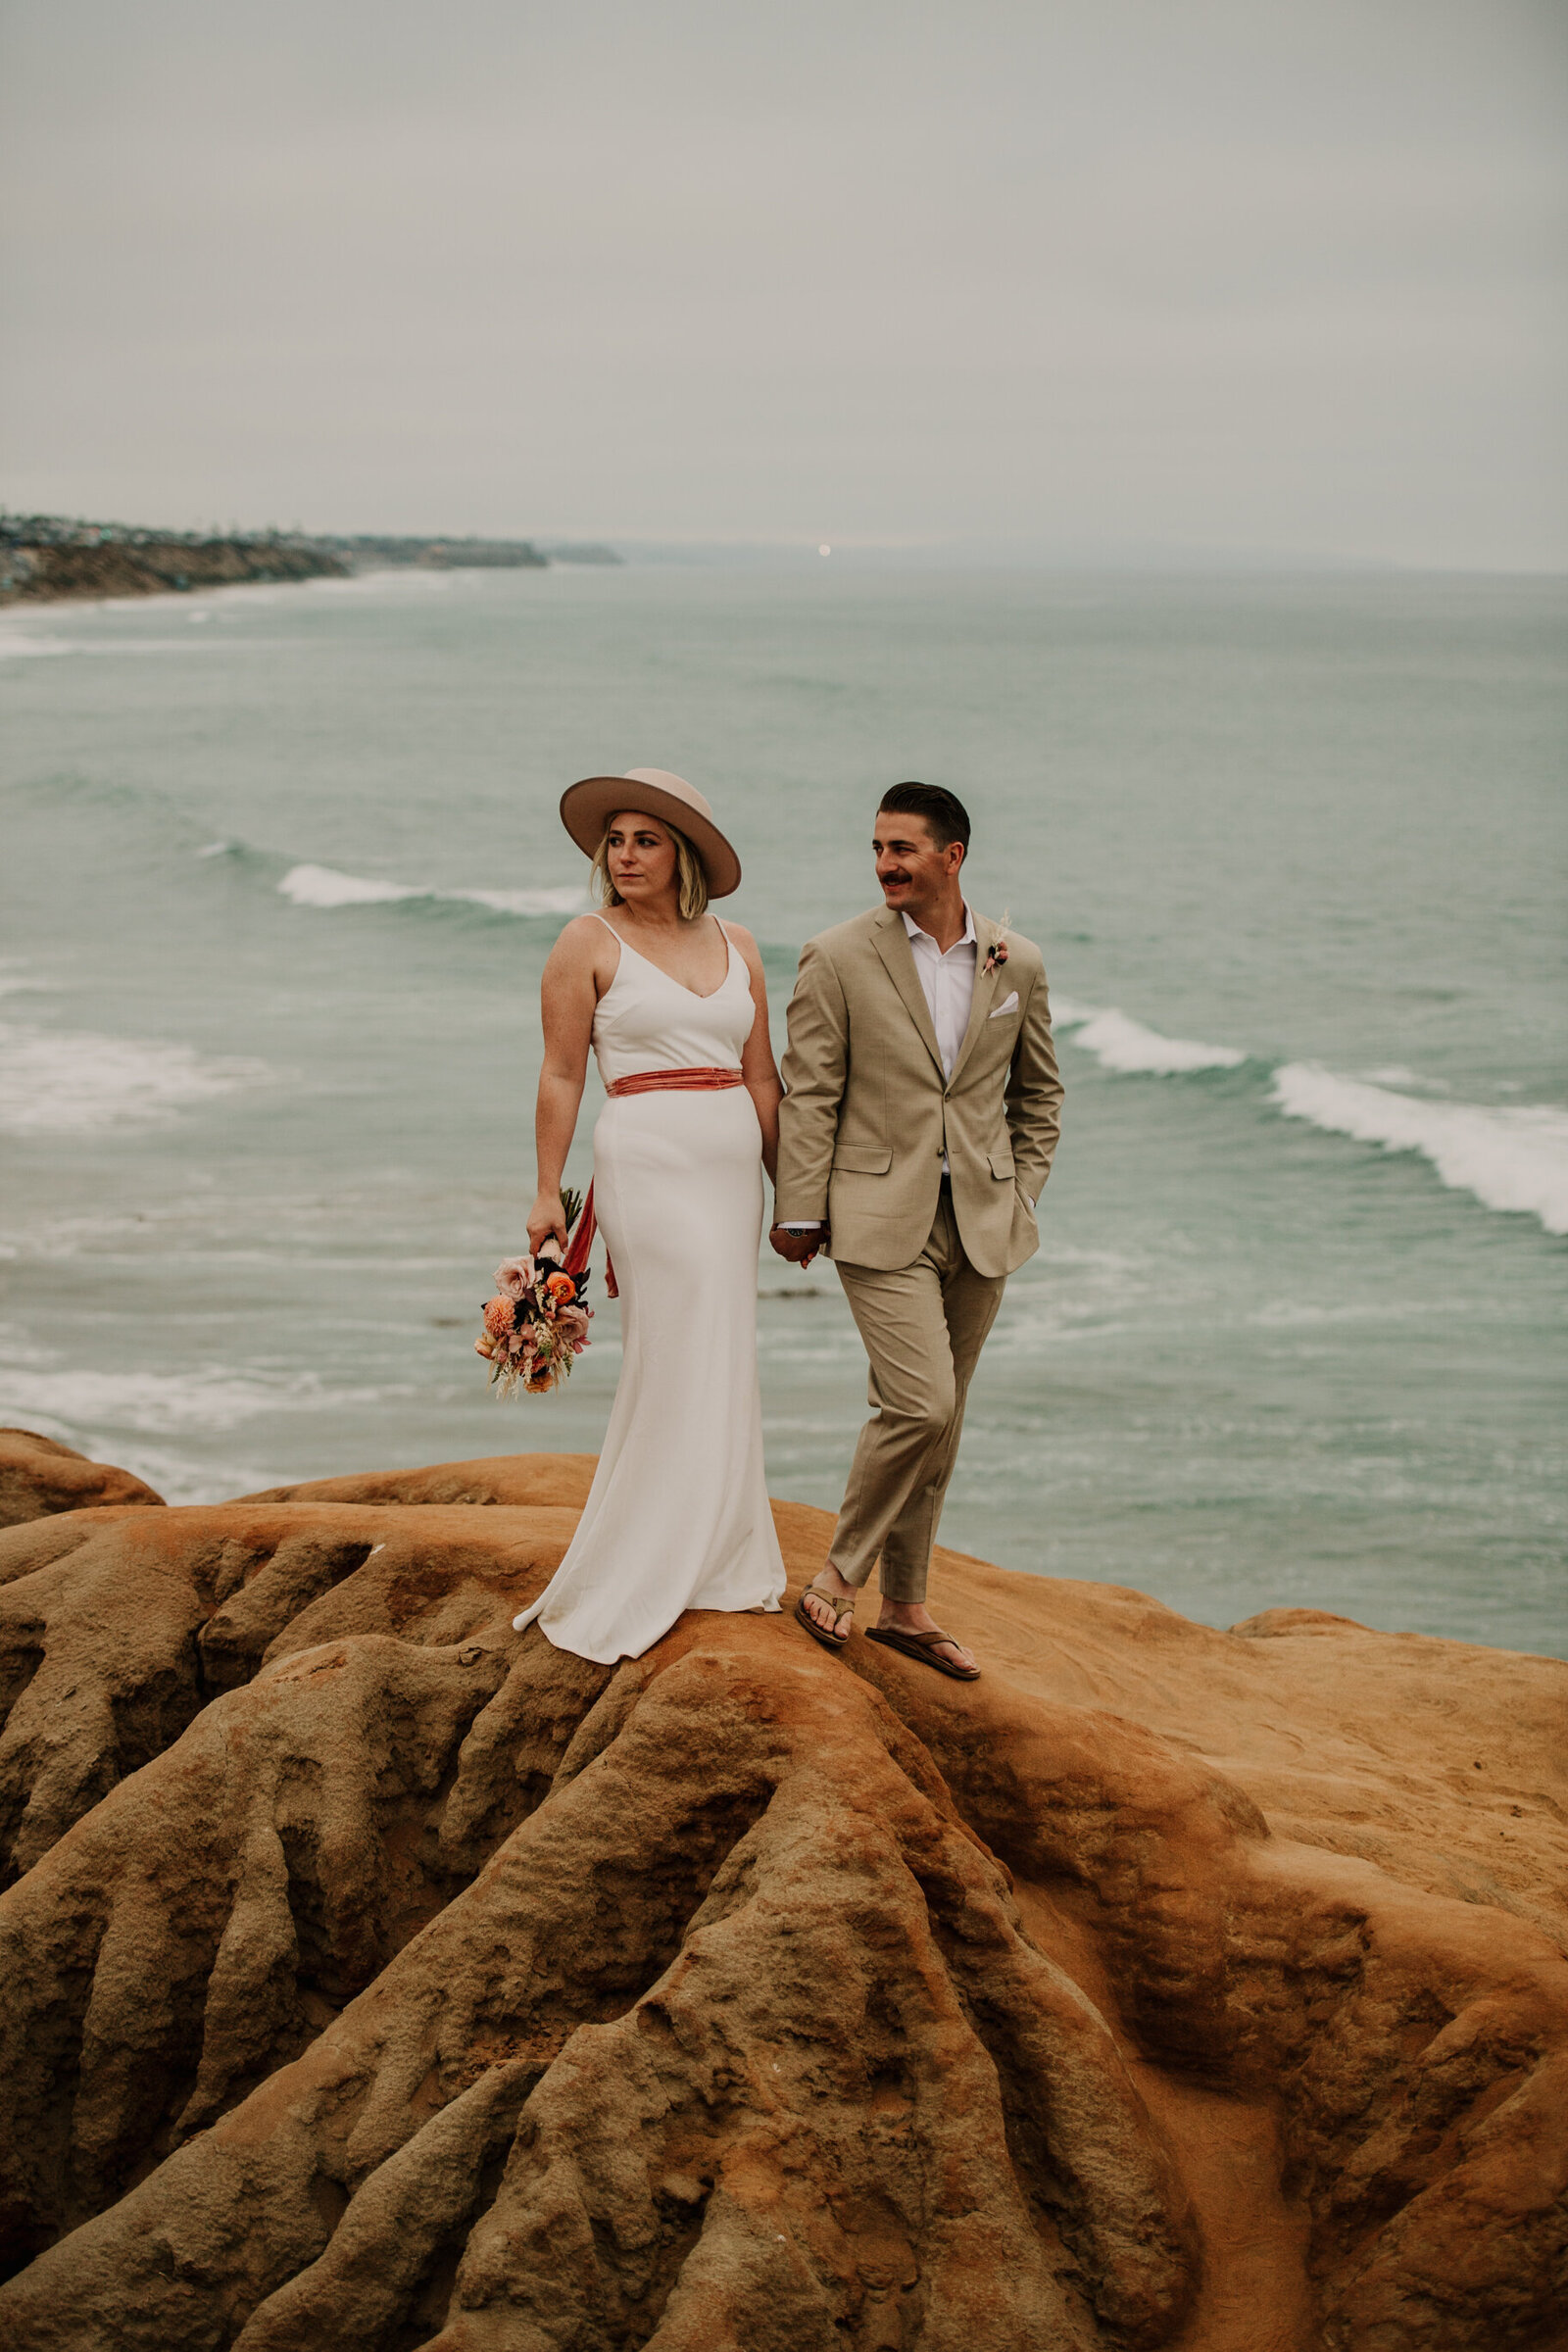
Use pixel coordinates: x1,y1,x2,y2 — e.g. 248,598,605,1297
529,919,601,1254
728,924,783,1186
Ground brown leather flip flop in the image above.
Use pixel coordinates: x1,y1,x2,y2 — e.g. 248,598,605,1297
864,1624,980,1681
795,1582,856,1652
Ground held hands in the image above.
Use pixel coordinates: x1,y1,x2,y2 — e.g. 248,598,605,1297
768,1224,824,1266
527,1193,570,1258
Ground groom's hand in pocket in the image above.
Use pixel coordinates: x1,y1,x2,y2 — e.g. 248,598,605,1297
768,1223,824,1265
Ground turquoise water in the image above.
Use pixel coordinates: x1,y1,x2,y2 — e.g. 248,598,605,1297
1,564,1563,1654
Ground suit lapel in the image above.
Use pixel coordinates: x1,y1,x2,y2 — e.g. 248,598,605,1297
869,908,946,1080
947,912,1002,1087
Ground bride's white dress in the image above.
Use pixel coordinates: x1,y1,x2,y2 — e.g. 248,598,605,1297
513,917,787,1661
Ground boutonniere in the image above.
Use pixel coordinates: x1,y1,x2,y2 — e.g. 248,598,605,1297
982,917,1010,980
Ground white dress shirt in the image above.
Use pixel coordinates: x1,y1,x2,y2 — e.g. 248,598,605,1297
902,904,977,1078
780,905,977,1228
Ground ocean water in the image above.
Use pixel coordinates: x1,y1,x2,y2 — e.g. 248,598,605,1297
1,564,1563,1655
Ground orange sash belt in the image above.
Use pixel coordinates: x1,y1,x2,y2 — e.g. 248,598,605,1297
562,1066,746,1298
608,1066,744,1100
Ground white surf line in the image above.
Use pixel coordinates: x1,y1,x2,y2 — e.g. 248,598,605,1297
0,1365,340,1436
277,862,585,917
0,625,74,660
1271,1063,1568,1236
1051,997,1247,1075
1054,995,1568,1235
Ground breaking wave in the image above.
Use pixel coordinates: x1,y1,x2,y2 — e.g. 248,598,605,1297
1052,998,1248,1075
277,861,585,917
1054,997,1567,1234
1271,1064,1568,1237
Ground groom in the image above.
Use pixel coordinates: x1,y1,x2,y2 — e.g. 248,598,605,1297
769,783,1063,1679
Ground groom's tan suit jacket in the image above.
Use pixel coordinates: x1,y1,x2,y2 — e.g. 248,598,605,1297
775,906,1063,1278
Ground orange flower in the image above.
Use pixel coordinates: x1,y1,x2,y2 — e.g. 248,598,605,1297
482,1296,516,1339
544,1271,576,1303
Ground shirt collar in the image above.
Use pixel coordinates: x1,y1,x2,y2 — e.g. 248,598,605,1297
903,905,977,953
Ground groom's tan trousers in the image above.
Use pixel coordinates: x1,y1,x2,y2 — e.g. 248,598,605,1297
828,1185,1006,1602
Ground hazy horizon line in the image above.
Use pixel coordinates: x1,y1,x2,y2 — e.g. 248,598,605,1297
6,505,1566,579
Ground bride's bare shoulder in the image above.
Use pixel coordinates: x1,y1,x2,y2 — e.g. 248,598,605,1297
544,912,618,979
718,920,768,992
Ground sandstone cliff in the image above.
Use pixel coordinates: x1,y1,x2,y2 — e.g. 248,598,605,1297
0,1428,166,1530
0,1445,1561,2351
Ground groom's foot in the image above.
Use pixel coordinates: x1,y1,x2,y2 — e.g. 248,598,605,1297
875,1601,977,1676
801,1564,858,1642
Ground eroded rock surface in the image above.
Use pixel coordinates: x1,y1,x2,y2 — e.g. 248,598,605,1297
0,1446,1561,2352
234,1454,599,1511
0,1428,164,1530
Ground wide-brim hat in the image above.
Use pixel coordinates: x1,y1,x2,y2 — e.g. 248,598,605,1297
560,768,742,900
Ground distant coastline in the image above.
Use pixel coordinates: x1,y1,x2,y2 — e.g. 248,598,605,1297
0,516,622,606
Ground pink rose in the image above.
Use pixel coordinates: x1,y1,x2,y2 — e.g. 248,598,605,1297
493,1255,535,1300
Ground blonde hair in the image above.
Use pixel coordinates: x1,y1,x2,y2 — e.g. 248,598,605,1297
591,814,710,922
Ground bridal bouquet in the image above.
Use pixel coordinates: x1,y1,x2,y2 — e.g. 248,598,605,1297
475,1189,593,1397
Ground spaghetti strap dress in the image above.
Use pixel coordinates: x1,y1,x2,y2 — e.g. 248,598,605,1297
513,917,787,1661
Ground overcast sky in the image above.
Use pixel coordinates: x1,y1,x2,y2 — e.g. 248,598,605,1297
2,0,1564,565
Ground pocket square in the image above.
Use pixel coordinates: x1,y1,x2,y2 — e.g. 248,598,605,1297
989,991,1019,1018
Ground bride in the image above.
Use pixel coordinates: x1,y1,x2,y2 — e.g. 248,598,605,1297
512,768,788,1660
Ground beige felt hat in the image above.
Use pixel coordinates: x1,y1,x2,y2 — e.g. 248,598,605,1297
559,767,742,899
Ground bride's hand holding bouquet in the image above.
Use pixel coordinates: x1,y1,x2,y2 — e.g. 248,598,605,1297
475,1187,594,1397
526,1190,570,1260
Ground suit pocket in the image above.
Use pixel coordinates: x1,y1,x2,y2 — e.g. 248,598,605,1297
988,1146,1015,1179
988,991,1020,1019
833,1145,894,1174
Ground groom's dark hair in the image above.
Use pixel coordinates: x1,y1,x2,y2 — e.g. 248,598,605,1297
878,781,970,858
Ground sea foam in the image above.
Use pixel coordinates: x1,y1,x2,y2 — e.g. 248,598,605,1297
0,1363,391,1438
0,626,74,660
1272,1064,1568,1236
1054,993,1566,1234
278,863,420,907
0,1022,268,1134
278,862,584,917
0,1367,293,1435
1053,999,1247,1075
